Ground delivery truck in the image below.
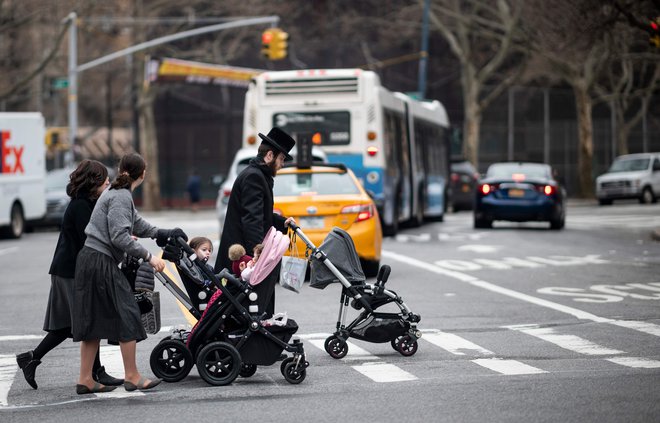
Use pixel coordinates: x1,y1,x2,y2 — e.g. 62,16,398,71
0,112,46,238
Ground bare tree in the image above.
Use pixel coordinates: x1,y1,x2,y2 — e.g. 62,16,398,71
426,0,527,166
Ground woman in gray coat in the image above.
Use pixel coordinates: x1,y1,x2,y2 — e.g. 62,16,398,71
72,153,186,394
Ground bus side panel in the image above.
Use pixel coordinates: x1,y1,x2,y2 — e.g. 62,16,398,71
0,113,46,225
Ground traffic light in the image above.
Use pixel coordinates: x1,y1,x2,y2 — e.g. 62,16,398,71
650,17,660,48
45,127,66,150
261,27,288,60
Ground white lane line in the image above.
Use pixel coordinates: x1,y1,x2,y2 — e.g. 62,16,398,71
472,358,548,375
0,355,17,407
382,250,660,337
0,247,18,256
0,335,44,342
608,320,660,337
352,363,418,382
307,339,376,361
98,345,124,379
506,325,624,356
421,330,493,356
606,357,660,369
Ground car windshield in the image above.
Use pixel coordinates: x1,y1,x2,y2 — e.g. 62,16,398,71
274,172,361,196
608,158,650,172
486,163,549,179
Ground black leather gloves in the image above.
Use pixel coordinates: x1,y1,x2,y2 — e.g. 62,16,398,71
155,227,188,247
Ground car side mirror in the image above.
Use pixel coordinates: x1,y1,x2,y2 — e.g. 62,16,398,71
211,174,225,186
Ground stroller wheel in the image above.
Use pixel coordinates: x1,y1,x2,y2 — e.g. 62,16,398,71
396,335,418,357
390,336,403,351
196,341,241,386
149,339,194,382
282,361,306,384
324,335,348,359
239,363,257,378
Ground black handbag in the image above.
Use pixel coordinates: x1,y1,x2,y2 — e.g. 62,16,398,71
120,255,153,314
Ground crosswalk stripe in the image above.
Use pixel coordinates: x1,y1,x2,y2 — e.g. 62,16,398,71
472,358,548,375
0,355,17,407
506,324,625,355
307,339,377,361
608,320,660,337
98,346,124,379
421,330,494,356
605,357,660,369
352,363,418,382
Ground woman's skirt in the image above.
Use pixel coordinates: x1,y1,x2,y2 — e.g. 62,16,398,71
42,275,74,334
72,246,146,343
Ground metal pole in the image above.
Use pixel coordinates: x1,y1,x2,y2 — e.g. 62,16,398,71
508,87,514,161
66,12,77,166
610,99,616,161
642,111,648,153
417,0,430,99
543,88,550,164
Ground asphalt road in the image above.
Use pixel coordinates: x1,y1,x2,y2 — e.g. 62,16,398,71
1,200,659,422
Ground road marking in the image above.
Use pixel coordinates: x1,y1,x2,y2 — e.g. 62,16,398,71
0,355,17,407
505,325,625,355
457,245,501,253
307,339,376,361
605,357,660,369
98,346,124,379
0,335,44,342
421,329,493,356
352,362,418,382
0,247,18,257
471,358,548,375
382,250,660,339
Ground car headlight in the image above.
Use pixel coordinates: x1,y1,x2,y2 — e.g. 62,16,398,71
632,179,641,188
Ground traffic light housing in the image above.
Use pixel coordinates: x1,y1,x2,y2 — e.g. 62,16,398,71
650,17,660,48
45,127,66,150
261,27,288,60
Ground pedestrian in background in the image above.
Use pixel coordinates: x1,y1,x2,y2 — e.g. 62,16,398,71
72,152,187,394
186,169,201,212
16,160,123,390
214,128,296,317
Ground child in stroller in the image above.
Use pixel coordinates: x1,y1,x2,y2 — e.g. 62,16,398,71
149,228,308,385
290,223,422,358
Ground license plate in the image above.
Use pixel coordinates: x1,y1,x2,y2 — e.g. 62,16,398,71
299,216,325,229
461,184,470,193
508,189,525,197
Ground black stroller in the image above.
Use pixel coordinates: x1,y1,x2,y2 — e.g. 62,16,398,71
290,224,422,358
149,236,308,385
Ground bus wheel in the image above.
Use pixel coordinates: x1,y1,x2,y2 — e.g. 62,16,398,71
2,203,24,239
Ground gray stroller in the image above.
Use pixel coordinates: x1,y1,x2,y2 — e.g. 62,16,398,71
289,223,421,358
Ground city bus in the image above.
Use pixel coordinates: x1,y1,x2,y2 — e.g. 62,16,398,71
242,68,450,236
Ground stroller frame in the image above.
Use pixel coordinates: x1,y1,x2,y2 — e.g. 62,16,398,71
291,224,422,358
151,237,308,385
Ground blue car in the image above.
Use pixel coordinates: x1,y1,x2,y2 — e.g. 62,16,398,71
474,162,566,230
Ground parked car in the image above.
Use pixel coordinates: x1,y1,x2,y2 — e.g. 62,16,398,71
595,152,660,205
450,159,479,211
216,147,327,234
474,162,566,230
274,163,382,277
35,165,117,228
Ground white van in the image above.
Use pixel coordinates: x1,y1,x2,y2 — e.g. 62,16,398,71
0,113,46,238
595,152,660,205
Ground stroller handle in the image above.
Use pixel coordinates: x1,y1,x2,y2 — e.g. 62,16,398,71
289,224,318,251
176,237,195,256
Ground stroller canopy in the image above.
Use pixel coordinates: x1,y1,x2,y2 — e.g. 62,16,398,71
249,226,290,286
310,227,365,289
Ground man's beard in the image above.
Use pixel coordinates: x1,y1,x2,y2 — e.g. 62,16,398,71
267,160,278,176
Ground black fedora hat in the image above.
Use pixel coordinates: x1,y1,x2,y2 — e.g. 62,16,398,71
258,127,296,161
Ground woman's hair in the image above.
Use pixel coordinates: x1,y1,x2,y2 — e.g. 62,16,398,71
66,160,108,199
189,236,213,252
110,153,146,190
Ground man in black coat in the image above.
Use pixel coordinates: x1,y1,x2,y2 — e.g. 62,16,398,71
214,127,296,316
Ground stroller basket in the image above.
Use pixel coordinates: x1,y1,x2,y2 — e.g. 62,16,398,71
350,313,407,343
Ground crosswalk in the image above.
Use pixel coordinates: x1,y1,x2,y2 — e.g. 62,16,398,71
1,321,659,407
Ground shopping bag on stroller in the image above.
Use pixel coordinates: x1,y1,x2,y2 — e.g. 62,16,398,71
279,256,307,293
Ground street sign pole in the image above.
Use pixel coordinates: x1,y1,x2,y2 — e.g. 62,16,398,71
65,14,279,166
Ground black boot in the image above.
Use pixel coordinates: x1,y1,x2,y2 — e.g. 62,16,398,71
93,366,124,386
16,351,40,390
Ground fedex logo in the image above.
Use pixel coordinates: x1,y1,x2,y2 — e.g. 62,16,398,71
0,130,24,174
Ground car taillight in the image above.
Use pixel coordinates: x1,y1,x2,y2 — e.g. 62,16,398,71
480,184,491,195
222,189,231,198
341,204,374,222
451,173,460,183
542,185,554,195
366,146,378,157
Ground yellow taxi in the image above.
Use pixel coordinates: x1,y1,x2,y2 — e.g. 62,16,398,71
273,163,382,276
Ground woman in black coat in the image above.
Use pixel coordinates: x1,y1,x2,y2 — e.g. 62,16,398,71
215,128,296,316
16,160,122,389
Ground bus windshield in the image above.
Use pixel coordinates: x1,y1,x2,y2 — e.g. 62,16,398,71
273,111,350,146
